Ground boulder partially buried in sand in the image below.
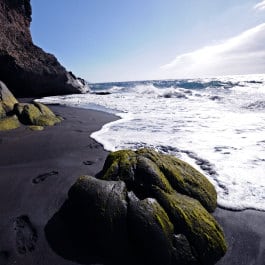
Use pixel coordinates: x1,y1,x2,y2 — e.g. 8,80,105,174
68,176,129,258
0,81,20,130
0,115,20,131
127,192,174,265
0,80,62,131
14,102,62,126
0,80,18,114
62,148,227,265
99,148,217,212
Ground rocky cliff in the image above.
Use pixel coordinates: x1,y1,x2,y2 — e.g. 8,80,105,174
0,0,89,97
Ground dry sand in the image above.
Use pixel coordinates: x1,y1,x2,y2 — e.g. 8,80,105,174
0,104,264,265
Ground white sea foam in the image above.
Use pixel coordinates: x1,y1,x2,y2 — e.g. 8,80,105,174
38,74,265,211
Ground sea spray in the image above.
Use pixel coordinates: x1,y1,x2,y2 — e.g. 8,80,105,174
38,74,265,211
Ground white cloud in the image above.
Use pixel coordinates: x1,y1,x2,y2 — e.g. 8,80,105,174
254,0,265,10
159,23,265,79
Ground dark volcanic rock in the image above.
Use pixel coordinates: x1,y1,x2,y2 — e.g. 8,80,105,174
48,149,227,265
14,102,62,126
0,115,20,130
99,148,217,212
153,187,227,265
127,192,174,265
172,234,199,265
0,80,21,130
0,80,62,130
0,80,18,113
0,0,89,97
68,176,129,259
97,149,226,264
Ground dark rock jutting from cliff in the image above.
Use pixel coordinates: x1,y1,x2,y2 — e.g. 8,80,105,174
0,0,89,97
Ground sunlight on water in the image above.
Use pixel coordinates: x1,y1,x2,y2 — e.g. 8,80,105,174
38,74,265,211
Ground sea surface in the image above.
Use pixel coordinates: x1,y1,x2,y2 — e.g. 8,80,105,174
38,74,265,211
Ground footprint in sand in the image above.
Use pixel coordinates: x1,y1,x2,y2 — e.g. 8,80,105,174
83,160,94,166
32,171,58,184
14,215,38,254
87,142,101,149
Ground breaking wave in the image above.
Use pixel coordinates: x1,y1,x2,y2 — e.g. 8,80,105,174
38,74,265,211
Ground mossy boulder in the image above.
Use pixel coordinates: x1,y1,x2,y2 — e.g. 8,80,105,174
100,149,137,187
13,103,26,117
153,187,227,265
96,149,226,264
14,102,61,126
61,149,227,265
136,148,217,212
16,103,41,124
68,176,129,258
0,81,18,113
34,115,61,126
172,234,199,265
0,115,20,131
127,192,174,265
98,148,216,212
0,102,6,119
99,150,174,198
0,81,61,131
34,102,57,117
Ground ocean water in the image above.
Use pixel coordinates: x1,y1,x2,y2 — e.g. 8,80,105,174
38,74,265,211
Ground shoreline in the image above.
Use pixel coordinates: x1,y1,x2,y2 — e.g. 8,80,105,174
0,103,264,264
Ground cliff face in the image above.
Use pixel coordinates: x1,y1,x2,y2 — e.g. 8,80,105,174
0,0,88,97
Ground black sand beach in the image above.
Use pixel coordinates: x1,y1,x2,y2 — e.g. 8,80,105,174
0,105,118,265
214,208,265,265
0,104,264,265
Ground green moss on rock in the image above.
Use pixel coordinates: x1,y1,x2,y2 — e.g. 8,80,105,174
20,103,41,124
34,102,56,117
0,102,6,119
135,155,174,196
153,187,227,265
99,150,174,197
0,81,18,113
0,82,61,131
136,148,217,212
66,149,227,265
14,102,61,127
14,103,27,116
28,125,44,131
128,193,174,265
0,115,20,131
34,115,61,126
68,175,129,258
99,150,137,186
99,148,217,212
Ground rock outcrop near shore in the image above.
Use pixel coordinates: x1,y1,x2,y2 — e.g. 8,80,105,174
0,81,61,130
0,0,88,97
51,149,227,265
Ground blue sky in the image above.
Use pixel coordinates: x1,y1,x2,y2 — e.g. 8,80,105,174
31,0,265,82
